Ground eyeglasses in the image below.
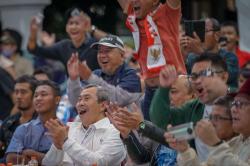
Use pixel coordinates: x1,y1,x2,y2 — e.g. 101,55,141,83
231,100,250,109
205,28,220,33
188,68,224,82
208,114,232,121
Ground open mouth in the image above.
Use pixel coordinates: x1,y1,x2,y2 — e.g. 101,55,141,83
71,32,79,37
133,6,140,12
232,117,240,121
79,108,88,115
196,87,204,95
100,61,109,65
35,103,43,107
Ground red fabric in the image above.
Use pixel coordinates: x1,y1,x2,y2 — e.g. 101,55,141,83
236,47,250,68
127,3,186,79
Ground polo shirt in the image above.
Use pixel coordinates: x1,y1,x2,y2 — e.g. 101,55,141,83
6,117,52,154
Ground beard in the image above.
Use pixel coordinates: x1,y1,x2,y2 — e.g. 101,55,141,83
18,105,31,112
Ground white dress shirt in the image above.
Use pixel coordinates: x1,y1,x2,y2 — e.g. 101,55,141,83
42,118,126,166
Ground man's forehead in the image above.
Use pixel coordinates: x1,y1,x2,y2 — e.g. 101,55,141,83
192,61,211,72
80,87,97,96
15,82,30,89
68,14,85,21
35,85,52,93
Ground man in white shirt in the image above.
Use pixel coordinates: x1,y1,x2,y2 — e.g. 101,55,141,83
42,84,126,166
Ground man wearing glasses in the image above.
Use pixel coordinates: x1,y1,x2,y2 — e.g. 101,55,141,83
165,95,237,166
150,53,231,162
181,17,239,89
187,78,250,165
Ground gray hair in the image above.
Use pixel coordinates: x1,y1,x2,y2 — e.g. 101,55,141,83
82,84,110,103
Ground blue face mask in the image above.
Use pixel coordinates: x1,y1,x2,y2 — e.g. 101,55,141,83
1,49,14,58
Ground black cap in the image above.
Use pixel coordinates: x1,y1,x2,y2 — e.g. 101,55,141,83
91,35,125,51
0,35,16,45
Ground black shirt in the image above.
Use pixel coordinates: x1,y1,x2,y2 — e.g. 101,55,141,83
0,112,37,156
28,36,99,71
0,67,14,121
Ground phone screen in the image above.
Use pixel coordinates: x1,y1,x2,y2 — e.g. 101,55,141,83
184,20,205,42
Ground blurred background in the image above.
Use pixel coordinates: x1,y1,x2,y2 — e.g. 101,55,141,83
0,0,237,48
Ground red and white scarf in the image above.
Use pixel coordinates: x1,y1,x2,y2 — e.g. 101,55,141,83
126,13,166,71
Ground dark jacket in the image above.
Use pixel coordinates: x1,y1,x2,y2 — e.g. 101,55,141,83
28,37,99,71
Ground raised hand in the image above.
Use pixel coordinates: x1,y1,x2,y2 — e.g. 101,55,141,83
67,53,80,80
105,103,131,138
28,17,40,50
195,119,221,146
30,17,39,36
78,60,92,80
105,103,143,138
45,118,69,149
159,65,178,88
113,103,143,130
82,12,92,33
180,32,204,55
41,31,56,47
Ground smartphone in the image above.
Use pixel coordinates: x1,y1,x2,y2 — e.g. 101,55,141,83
184,20,205,42
168,122,195,141
218,36,228,47
35,13,44,26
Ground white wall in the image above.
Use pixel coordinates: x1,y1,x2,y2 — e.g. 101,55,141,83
0,0,51,49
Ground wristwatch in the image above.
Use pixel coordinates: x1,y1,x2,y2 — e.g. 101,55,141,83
138,121,146,132
91,25,97,36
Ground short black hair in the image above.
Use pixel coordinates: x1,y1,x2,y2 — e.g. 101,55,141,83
15,75,38,95
36,80,61,97
221,21,239,35
213,95,234,118
33,66,53,80
193,52,228,72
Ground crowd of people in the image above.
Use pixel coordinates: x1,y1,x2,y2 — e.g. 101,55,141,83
0,0,250,165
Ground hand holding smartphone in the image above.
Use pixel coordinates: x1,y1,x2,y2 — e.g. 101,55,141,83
184,20,205,42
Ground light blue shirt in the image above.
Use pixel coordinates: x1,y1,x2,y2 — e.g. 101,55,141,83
6,117,52,154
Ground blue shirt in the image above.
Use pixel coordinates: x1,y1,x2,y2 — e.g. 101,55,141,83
82,63,141,93
155,145,177,166
6,117,52,154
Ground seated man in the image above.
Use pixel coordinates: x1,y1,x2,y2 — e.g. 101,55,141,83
0,75,37,159
67,35,141,106
6,80,61,165
42,85,126,166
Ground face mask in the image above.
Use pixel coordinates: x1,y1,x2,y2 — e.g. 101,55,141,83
1,49,14,58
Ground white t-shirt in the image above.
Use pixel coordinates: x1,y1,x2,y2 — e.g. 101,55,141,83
195,105,213,162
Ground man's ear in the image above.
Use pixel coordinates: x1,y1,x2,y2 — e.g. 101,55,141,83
100,101,108,112
55,96,61,105
214,31,221,42
221,72,229,83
